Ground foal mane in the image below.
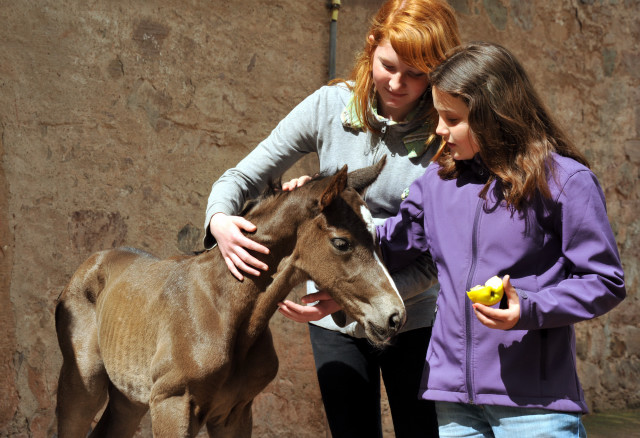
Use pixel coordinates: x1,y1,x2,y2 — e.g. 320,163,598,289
238,172,330,217
238,180,285,217
237,158,385,220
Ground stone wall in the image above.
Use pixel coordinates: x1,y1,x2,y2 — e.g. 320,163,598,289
0,0,637,436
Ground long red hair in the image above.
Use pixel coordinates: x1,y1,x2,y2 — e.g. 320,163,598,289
333,0,461,135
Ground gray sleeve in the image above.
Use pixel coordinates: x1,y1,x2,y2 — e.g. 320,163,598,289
390,251,438,301
203,89,325,249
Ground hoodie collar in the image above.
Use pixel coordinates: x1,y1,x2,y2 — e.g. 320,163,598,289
341,91,434,158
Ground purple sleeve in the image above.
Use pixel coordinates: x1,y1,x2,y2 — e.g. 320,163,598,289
514,170,626,330
377,177,430,273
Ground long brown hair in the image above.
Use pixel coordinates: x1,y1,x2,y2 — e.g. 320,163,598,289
333,0,460,134
429,42,590,211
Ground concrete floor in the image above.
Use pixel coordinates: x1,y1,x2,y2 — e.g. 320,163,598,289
583,409,640,437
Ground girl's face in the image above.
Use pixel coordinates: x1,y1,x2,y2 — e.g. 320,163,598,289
370,37,429,122
432,87,480,161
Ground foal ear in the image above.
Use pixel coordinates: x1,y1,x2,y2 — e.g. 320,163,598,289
347,156,387,194
320,165,348,209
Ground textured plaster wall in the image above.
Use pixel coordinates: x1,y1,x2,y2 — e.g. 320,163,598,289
0,0,638,436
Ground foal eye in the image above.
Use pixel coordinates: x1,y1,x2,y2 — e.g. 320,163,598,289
331,238,351,252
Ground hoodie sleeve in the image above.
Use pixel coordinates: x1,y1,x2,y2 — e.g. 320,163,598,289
377,176,431,273
203,89,324,249
390,251,438,301
514,168,626,330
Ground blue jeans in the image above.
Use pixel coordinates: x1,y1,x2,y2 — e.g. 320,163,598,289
436,401,586,438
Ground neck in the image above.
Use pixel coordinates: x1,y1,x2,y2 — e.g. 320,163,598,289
216,193,308,354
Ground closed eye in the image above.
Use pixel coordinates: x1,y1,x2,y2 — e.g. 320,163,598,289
331,238,351,252
407,71,425,78
382,63,395,72
437,113,459,125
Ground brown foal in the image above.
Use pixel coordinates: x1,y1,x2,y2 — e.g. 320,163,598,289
55,158,405,437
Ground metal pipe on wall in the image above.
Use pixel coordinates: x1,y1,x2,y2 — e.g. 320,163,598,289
329,0,341,80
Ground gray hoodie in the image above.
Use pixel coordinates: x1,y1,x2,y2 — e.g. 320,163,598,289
204,83,439,336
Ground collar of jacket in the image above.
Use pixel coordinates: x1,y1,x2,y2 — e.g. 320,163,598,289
341,91,433,158
462,153,491,182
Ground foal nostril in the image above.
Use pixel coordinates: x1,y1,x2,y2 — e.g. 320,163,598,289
389,312,402,331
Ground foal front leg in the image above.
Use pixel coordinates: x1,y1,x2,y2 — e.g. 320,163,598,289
149,391,198,437
89,384,147,438
206,402,253,438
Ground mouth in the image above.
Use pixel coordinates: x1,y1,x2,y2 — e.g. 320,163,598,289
387,90,406,98
365,320,402,347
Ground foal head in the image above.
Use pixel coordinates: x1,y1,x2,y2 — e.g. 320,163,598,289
293,158,406,346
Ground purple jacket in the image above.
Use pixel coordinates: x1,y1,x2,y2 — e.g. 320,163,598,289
378,154,625,413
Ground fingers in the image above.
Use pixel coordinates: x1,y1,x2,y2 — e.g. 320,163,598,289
210,214,271,278
472,304,503,329
224,257,245,281
221,241,268,277
301,290,332,303
231,217,270,255
277,296,342,323
234,216,257,233
503,275,519,306
472,302,519,330
226,241,269,270
472,275,520,330
299,175,312,186
228,252,261,278
277,300,328,323
282,175,312,191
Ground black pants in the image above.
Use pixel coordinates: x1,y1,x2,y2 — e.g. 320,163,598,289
309,324,438,438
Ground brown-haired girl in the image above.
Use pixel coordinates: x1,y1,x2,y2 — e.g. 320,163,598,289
378,41,625,437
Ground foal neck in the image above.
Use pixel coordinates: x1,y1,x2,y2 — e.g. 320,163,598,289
233,190,313,340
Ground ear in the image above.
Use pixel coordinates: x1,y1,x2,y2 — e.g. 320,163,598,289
347,156,386,194
320,165,348,210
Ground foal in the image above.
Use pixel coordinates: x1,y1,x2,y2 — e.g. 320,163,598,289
55,159,406,437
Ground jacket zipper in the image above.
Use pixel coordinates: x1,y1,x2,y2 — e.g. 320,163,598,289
369,125,388,164
464,199,484,404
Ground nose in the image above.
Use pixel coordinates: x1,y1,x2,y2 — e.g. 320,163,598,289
388,310,404,332
389,72,404,90
435,116,448,137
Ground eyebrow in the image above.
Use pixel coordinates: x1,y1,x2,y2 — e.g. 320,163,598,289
376,54,394,65
434,104,455,113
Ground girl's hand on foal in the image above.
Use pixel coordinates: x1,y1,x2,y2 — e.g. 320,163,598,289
277,291,342,323
282,175,312,191
209,213,270,281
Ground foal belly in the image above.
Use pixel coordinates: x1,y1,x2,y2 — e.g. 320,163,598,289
96,283,156,403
